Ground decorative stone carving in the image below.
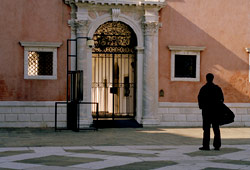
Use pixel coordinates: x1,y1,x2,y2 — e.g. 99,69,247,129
143,22,159,35
68,19,76,32
89,11,97,20
111,8,120,21
75,20,90,35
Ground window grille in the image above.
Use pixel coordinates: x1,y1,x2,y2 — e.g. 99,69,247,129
28,51,53,76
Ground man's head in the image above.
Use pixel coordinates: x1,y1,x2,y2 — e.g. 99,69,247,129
206,73,214,83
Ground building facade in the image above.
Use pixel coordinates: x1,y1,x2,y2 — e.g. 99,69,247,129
1,0,250,128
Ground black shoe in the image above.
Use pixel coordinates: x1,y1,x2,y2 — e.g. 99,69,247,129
199,147,210,151
214,148,220,151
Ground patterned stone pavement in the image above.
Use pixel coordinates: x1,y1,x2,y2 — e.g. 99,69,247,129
0,127,250,170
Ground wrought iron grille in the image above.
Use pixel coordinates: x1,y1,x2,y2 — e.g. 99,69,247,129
92,21,136,54
28,51,53,76
92,21,137,119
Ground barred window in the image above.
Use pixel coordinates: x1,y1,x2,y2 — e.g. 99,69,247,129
20,42,62,80
28,52,53,76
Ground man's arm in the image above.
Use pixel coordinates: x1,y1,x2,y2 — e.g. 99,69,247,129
217,86,224,103
198,87,204,109
220,87,224,102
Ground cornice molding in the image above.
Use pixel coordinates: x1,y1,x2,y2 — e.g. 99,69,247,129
65,0,166,7
168,46,206,51
20,42,62,48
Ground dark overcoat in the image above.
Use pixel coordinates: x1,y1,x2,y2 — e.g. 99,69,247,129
198,82,224,121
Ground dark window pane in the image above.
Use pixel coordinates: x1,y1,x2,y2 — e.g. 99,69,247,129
37,52,53,75
175,55,196,78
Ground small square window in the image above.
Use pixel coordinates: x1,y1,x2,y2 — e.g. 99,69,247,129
175,55,196,78
20,42,62,80
169,46,205,82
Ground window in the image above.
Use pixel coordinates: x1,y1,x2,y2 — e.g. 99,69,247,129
28,51,53,76
175,55,196,78
20,42,62,79
168,46,205,82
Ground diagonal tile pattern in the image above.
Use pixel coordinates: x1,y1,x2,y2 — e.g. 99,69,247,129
0,145,249,170
0,127,250,169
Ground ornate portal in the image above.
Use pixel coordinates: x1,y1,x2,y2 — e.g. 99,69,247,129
92,21,137,119
65,0,164,125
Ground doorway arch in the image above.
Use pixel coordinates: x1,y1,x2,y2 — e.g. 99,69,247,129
91,21,137,120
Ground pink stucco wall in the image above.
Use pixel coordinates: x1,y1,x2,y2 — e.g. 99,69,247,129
0,0,70,101
1,0,250,104
159,0,250,103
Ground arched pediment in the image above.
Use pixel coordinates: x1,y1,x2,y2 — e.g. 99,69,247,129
87,13,143,48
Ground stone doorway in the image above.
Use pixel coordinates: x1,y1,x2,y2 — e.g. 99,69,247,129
91,21,137,120
65,0,165,126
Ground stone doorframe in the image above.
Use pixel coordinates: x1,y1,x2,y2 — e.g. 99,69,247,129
64,0,166,126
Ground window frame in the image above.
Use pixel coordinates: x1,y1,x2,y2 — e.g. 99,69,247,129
168,46,205,82
245,48,250,82
20,42,62,80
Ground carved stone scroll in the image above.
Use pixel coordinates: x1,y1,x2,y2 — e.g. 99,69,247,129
111,8,120,21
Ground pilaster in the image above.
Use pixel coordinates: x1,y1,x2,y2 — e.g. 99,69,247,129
142,11,160,125
75,19,93,125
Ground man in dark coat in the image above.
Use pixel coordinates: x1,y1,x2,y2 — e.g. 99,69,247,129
198,73,224,151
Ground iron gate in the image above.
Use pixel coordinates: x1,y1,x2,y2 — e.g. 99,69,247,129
92,21,137,119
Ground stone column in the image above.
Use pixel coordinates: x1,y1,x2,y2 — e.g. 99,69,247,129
142,21,159,125
75,20,93,126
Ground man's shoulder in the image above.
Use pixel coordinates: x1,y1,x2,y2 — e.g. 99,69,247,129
208,83,221,88
214,84,222,90
200,83,221,91
199,85,206,91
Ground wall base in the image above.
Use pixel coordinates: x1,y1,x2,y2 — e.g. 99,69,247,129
0,101,250,128
0,101,66,128
158,102,250,127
